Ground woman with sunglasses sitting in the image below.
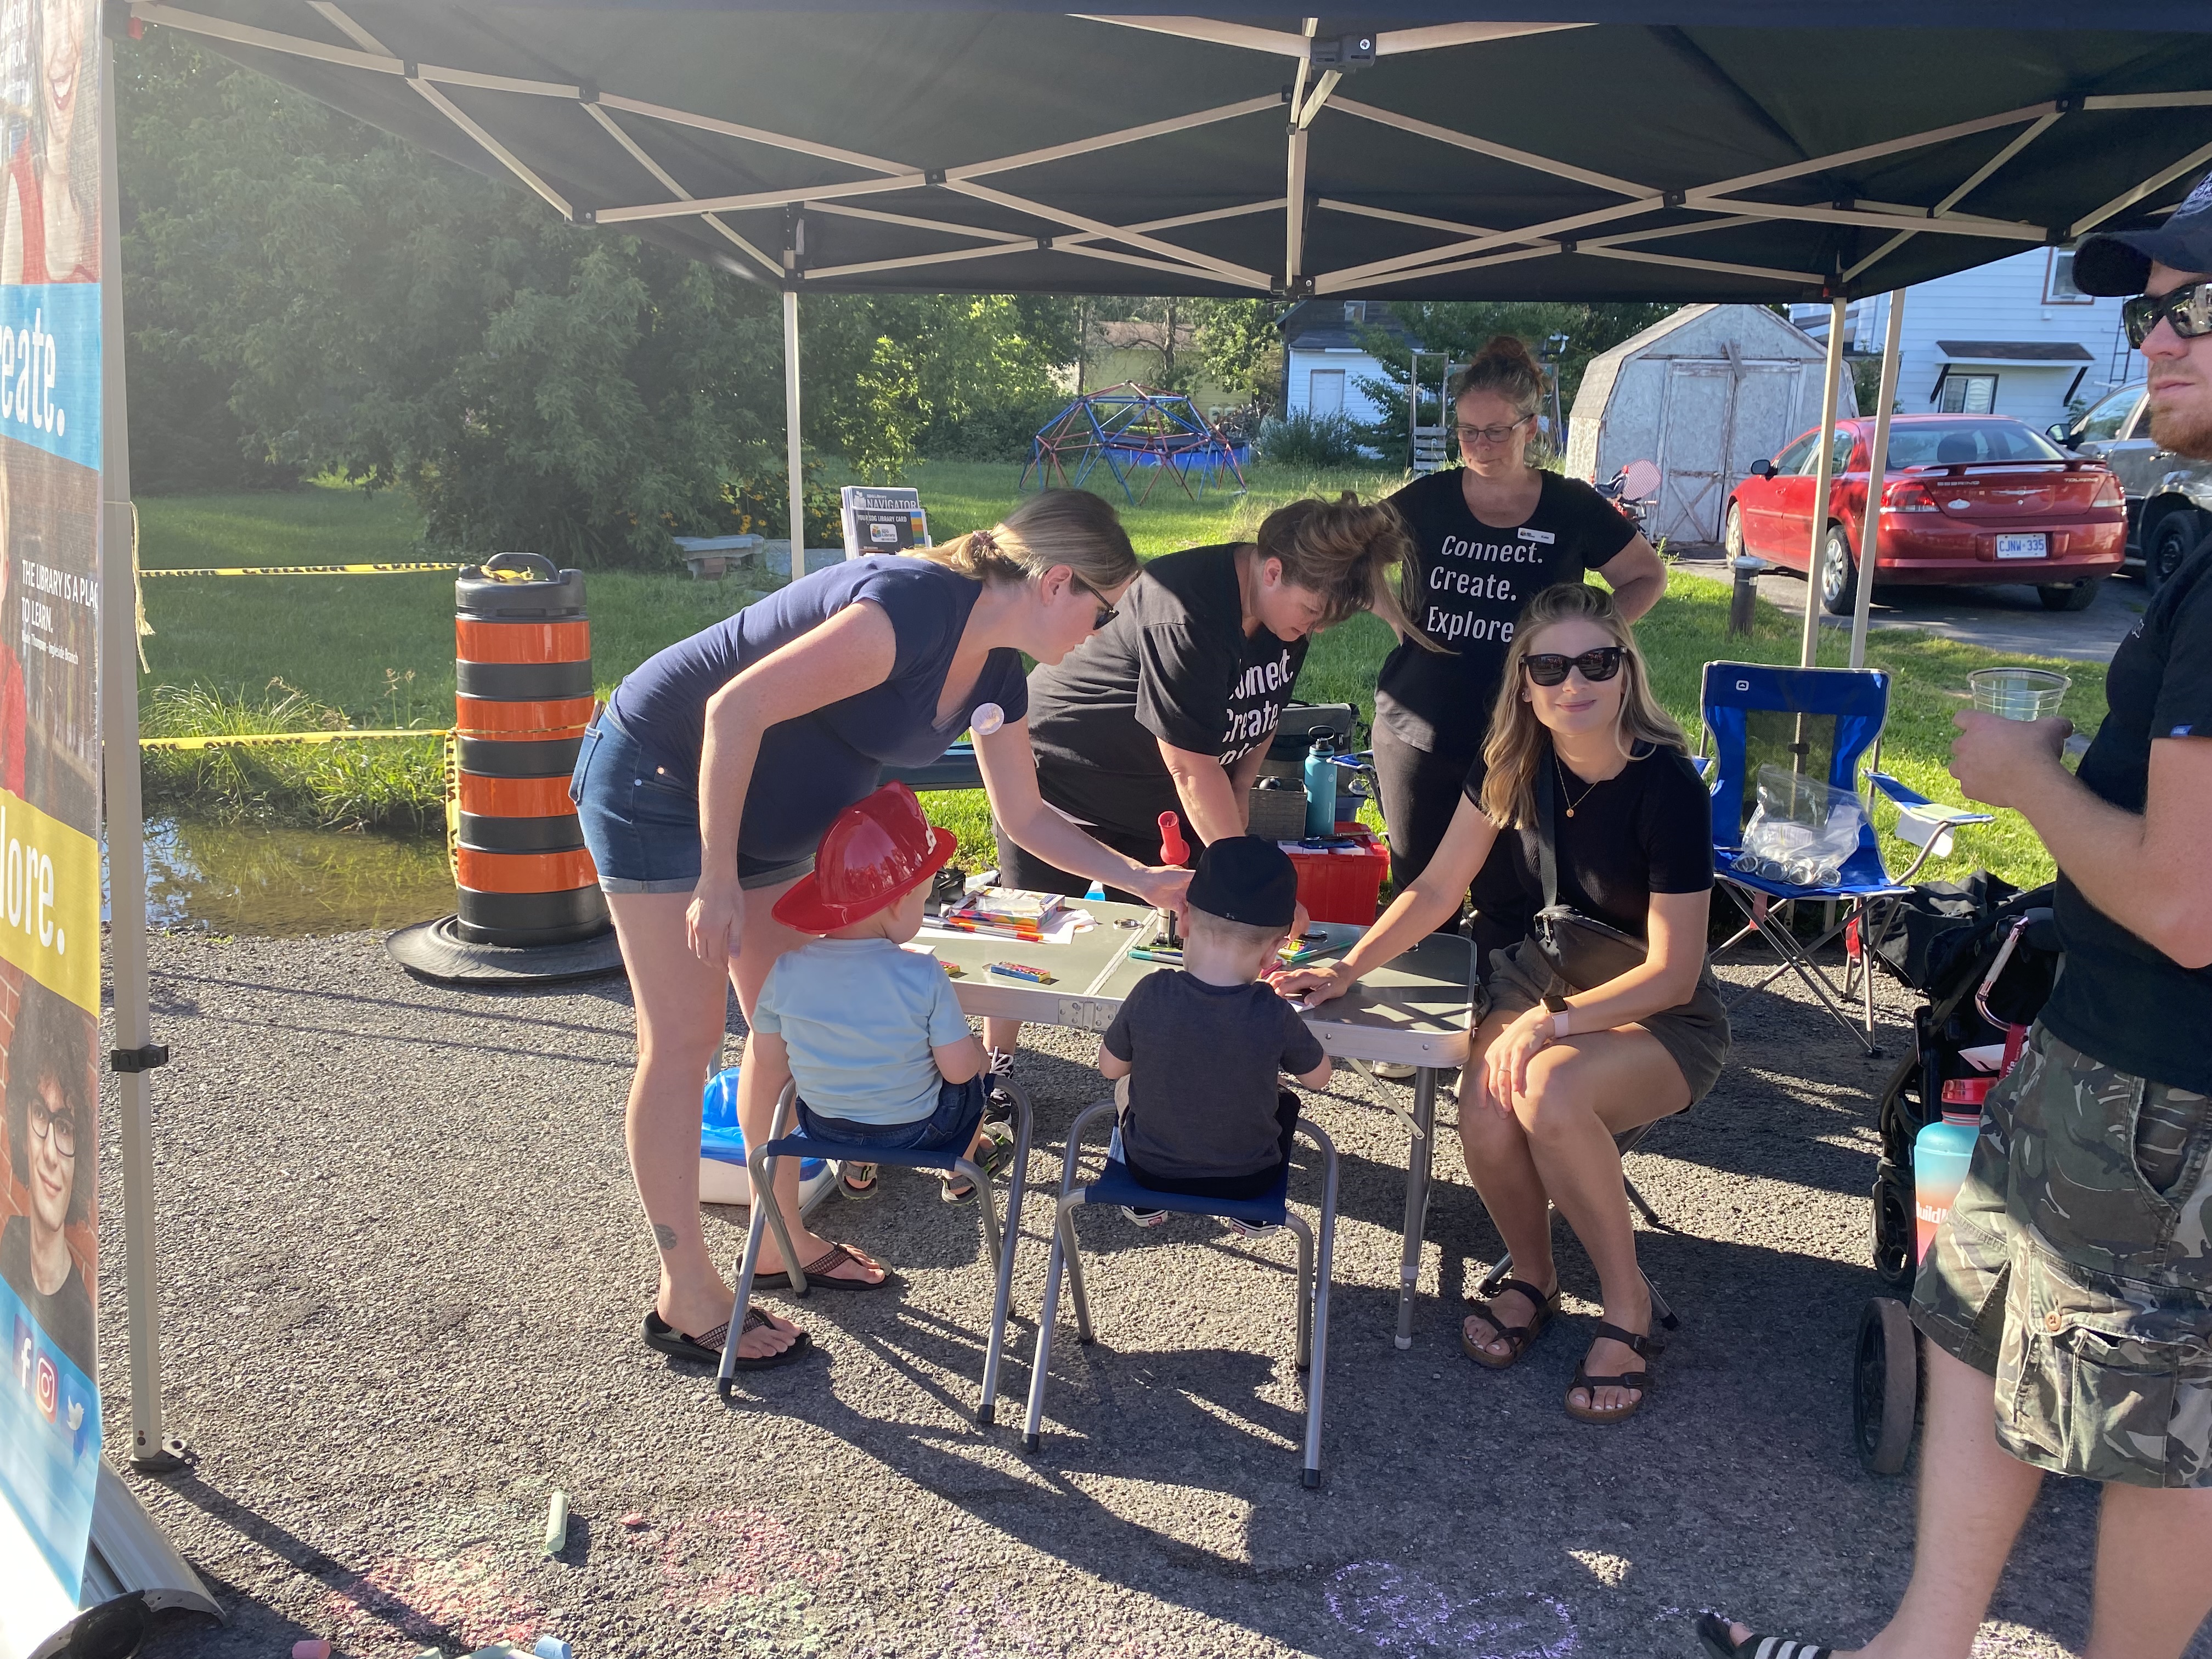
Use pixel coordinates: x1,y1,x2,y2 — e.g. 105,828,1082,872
1374,337,1667,962
981,493,1438,1080
1276,582,1727,1424
573,489,1192,1370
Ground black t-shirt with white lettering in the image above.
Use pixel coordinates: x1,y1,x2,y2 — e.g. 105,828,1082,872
1378,469,1638,754
2040,531,2212,1093
1026,544,1307,843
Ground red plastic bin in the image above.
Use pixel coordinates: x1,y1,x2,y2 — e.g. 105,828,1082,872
1287,823,1390,925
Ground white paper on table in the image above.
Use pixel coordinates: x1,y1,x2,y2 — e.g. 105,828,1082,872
918,907,1096,947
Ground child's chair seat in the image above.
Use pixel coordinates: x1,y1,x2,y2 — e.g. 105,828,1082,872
1079,1158,1292,1229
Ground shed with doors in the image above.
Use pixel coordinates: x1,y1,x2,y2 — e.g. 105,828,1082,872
1565,304,1854,550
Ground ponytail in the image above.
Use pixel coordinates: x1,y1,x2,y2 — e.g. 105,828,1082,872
915,488,1137,592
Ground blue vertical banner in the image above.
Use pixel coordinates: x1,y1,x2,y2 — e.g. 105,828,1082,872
0,0,106,1611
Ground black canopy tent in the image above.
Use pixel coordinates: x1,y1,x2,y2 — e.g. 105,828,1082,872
71,7,2212,1641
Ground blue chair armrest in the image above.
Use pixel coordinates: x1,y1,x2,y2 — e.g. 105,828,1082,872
1865,770,1995,826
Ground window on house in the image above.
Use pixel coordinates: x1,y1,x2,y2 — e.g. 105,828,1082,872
1308,369,1346,415
1342,301,1369,324
1936,373,1998,414
2045,249,2090,304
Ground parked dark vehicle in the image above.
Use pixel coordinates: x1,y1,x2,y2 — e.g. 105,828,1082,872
1723,415,2126,615
2047,381,2212,594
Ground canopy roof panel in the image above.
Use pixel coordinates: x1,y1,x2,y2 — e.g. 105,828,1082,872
136,4,2212,301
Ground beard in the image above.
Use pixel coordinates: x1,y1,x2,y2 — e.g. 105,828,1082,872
2148,366,2212,460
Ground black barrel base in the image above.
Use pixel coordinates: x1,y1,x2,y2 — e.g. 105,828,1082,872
387,914,625,986
451,882,609,946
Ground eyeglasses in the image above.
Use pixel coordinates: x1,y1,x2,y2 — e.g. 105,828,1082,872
1073,577,1119,630
29,1097,76,1158
1460,414,1533,447
1521,646,1624,687
2122,278,2212,348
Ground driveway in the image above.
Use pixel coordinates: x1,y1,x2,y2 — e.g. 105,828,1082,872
1673,552,2146,665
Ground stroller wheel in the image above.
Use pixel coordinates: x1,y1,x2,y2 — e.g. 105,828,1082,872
1870,1164,1916,1294
1853,1296,1919,1477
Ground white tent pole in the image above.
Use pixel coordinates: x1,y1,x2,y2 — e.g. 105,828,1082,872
97,33,178,1470
1850,290,1908,670
783,286,804,569
1799,296,1848,668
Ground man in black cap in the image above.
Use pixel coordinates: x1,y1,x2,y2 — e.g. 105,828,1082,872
1097,837,1332,1229
1699,181,2212,1659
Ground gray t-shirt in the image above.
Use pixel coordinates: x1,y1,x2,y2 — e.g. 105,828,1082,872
1102,969,1325,1179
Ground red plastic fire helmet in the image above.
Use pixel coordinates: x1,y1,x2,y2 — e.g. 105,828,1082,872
771,782,957,934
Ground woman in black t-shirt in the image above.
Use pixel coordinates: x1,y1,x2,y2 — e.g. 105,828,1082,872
1278,583,1726,1427
1378,336,1667,953
991,493,1436,1068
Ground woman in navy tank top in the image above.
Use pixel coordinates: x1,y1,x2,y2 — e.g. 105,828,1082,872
574,490,1186,1367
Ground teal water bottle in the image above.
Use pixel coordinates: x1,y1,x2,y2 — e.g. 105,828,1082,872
1913,1079,1985,1265
1304,731,1339,838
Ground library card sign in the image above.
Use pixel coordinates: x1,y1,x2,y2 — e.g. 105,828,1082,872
840,486,930,561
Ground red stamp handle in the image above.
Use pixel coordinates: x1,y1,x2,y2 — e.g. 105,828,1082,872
1157,810,1189,866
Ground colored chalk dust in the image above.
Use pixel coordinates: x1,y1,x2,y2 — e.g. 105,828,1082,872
1327,1561,1578,1657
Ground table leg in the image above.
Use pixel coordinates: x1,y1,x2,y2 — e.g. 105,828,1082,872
1395,1066,1438,1349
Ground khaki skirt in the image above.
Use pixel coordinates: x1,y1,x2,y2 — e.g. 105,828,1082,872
1482,936,1732,1107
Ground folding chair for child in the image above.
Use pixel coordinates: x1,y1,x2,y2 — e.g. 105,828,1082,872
1021,1099,1340,1488
1700,662,1990,1052
720,1077,1034,1421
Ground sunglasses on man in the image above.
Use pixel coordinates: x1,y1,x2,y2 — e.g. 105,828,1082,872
2122,278,2212,348
1521,646,1624,687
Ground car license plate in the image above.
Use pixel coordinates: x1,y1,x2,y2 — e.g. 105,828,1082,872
1995,533,2047,559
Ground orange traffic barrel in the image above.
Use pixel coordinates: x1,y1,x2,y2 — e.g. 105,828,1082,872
450,552,608,947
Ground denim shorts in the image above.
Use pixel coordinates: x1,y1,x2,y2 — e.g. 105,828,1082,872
569,709,812,894
798,1075,986,1153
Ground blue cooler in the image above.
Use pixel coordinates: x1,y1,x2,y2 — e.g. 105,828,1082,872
699,1065,838,1211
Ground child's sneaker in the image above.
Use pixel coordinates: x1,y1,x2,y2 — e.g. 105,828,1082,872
1120,1205,1170,1228
983,1047,1018,1121
1223,1216,1283,1239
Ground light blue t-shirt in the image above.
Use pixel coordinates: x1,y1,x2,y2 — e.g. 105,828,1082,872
751,938,973,1125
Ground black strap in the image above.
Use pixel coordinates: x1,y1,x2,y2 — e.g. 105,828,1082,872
1591,1319,1655,1356
1534,747,1560,912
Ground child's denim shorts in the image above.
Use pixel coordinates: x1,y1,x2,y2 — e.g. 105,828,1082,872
569,708,812,894
798,1075,986,1152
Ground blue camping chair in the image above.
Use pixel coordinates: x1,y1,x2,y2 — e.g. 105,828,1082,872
1022,1097,1340,1488
721,1077,1034,1422
1700,662,1990,1051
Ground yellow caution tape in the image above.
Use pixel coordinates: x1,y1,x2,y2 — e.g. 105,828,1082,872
139,561,461,578
139,728,453,752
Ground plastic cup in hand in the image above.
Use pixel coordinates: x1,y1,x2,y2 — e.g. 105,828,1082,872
1968,667,2069,721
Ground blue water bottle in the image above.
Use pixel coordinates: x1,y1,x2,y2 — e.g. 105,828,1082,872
1304,731,1339,839
1912,1078,1985,1265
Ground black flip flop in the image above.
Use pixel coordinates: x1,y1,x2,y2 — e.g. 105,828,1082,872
749,1240,896,1292
1565,1319,1657,1423
1460,1277,1559,1370
643,1307,810,1370
1694,1612,1834,1658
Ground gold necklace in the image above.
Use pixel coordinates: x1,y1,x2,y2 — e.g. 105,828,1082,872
1554,753,1601,819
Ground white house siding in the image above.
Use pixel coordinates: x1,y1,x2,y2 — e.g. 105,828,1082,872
1791,248,2130,433
1285,346,1395,426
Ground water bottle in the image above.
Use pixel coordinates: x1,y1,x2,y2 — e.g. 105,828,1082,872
1913,1079,1985,1265
1303,731,1339,839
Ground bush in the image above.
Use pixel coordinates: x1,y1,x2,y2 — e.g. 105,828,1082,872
918,397,1066,464
1254,410,1367,469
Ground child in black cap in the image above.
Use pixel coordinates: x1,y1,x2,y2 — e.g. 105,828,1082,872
1097,836,1331,1229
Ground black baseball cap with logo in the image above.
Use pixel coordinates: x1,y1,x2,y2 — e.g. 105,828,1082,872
1186,836,1299,929
2073,170,2212,295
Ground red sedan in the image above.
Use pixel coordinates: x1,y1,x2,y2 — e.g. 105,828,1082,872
1724,415,2126,614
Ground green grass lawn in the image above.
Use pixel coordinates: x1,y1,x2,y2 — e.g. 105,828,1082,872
137,467,2099,885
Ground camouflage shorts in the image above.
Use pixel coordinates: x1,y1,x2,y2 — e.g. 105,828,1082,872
1910,1023,2212,1488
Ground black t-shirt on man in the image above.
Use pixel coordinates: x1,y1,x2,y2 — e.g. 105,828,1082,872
1460,741,1715,941
1378,469,1638,754
1026,544,1308,842
2040,533,2212,1093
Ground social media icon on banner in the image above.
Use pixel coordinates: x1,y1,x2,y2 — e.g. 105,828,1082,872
35,1352,58,1422
12,1313,31,1391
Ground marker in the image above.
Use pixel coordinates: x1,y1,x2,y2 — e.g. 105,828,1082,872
987,961,1056,984
1127,947,1183,964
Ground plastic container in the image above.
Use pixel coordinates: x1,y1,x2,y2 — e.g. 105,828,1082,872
1968,667,2069,721
699,1065,837,1209
1302,732,1339,839
1286,823,1391,924
1913,1088,1985,1264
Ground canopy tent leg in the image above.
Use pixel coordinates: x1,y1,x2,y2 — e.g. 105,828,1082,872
1798,296,1848,668
782,286,804,570
1850,291,1908,670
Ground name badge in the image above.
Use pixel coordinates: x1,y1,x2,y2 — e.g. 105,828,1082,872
1517,527,1555,545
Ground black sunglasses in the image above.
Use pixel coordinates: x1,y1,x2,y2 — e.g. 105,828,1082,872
1521,646,1624,687
1072,576,1119,630
2122,278,2212,348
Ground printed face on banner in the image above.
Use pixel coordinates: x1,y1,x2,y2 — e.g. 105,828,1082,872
0,0,103,1621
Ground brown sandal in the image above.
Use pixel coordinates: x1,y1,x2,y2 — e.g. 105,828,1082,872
751,1241,895,1293
1565,1321,1656,1422
1460,1277,1559,1370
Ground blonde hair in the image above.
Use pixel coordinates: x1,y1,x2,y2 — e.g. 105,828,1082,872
1254,492,1442,650
1478,583,1689,830
916,488,1136,593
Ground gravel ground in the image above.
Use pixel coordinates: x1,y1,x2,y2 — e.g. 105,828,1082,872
91,928,2211,1659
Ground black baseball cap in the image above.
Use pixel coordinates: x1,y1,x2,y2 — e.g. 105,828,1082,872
2073,170,2212,295
1187,836,1299,929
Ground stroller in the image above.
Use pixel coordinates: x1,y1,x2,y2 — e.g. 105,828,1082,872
1852,875,2061,1475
